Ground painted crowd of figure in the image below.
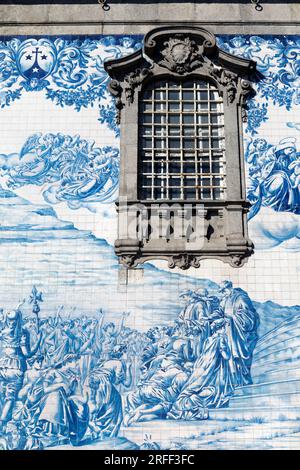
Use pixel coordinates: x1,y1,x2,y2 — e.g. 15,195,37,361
0,281,259,449
246,136,300,219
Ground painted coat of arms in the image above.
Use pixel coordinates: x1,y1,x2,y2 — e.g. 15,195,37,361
17,39,56,90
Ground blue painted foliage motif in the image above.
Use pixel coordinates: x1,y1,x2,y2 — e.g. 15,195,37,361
245,101,269,136
246,136,300,219
0,133,119,208
0,36,142,135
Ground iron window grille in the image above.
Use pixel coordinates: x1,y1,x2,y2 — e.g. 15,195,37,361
105,26,257,270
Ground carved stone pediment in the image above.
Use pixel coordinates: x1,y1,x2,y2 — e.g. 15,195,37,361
158,35,204,74
104,26,257,270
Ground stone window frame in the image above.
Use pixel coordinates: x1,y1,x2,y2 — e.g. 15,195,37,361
104,26,257,270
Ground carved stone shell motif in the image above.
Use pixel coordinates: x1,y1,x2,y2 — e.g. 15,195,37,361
162,37,193,65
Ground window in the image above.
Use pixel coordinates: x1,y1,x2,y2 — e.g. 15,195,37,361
105,26,256,270
139,78,226,201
